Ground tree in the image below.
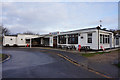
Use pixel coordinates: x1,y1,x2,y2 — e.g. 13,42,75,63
23,31,39,35
0,25,10,35
109,29,120,36
115,29,120,34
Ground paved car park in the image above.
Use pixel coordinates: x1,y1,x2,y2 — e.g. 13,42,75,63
1,47,105,78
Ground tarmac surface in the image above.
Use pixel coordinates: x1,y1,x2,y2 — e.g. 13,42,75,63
2,47,104,78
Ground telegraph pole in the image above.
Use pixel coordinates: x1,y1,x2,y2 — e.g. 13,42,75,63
97,20,102,50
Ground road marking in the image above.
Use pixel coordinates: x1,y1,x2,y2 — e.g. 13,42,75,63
57,53,112,79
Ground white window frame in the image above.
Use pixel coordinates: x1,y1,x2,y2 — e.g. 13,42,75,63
87,33,92,43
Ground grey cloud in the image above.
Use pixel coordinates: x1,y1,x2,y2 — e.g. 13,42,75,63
2,2,118,34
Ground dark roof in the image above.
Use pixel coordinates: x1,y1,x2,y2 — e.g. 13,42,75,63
115,35,120,37
60,27,113,34
17,33,40,36
31,37,41,39
5,35,17,37
60,27,97,34
100,28,113,32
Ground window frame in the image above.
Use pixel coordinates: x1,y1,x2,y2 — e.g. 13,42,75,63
58,35,66,44
116,37,119,45
26,39,30,44
68,34,78,44
100,34,110,44
87,33,92,43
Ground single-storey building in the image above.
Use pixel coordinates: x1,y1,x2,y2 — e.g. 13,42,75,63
3,34,40,47
3,27,120,50
114,34,120,48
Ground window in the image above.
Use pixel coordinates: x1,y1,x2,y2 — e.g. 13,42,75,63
116,37,119,45
108,35,110,43
100,34,110,44
103,35,105,44
21,39,23,40
58,35,66,44
26,39,30,44
68,34,78,44
105,35,108,43
81,36,83,39
88,33,92,43
100,34,103,43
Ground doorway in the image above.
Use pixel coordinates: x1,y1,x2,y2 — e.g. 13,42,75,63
53,36,57,48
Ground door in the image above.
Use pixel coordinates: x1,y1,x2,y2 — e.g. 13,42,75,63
53,36,57,48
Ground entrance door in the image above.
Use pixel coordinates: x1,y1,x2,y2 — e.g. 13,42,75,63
44,38,49,46
53,36,57,48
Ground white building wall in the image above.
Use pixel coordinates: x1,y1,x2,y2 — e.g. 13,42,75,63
3,28,117,50
3,34,39,46
99,30,114,49
57,29,115,50
41,38,44,45
49,36,53,47
79,31,98,50
114,37,120,48
3,36,17,46
57,29,99,50
17,34,39,46
17,35,26,46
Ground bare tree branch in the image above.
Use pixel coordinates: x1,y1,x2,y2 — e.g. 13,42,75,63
0,25,10,35
23,31,39,35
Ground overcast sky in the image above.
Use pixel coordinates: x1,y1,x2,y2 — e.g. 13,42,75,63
1,2,118,34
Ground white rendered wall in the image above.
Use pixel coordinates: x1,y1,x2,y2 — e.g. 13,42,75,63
114,37,120,48
49,36,53,47
17,35,26,46
57,29,98,50
17,34,39,46
3,36,17,46
79,31,98,50
99,30,114,49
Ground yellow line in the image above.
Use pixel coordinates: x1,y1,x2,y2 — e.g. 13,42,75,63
57,53,112,79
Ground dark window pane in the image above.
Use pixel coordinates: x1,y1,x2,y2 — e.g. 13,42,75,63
100,34,102,43
116,38,119,45
103,35,104,44
68,34,78,44
58,35,66,44
26,39,30,43
88,33,92,43
108,35,110,43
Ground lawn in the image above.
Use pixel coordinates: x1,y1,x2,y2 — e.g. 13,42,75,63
0,54,2,57
0,54,8,61
114,62,120,68
81,51,110,57
116,63,120,68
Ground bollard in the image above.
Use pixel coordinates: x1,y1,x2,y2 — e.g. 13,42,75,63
101,46,105,51
78,45,81,52
27,44,29,47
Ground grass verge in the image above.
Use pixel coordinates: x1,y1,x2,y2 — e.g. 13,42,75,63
81,51,110,57
0,54,9,61
117,63,120,68
114,63,120,68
